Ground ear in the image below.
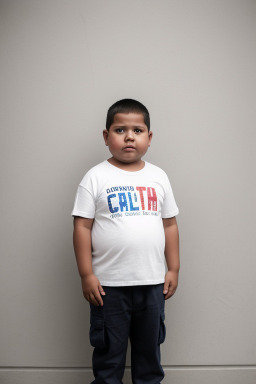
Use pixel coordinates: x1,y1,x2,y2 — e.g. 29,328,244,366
148,131,153,147
103,129,109,146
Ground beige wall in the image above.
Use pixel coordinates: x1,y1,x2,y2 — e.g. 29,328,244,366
0,0,256,383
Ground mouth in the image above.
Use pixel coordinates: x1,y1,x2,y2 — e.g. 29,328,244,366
123,145,136,151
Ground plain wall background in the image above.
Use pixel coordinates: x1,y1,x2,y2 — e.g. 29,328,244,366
0,0,256,383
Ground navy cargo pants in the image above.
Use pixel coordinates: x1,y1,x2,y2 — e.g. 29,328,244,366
89,284,166,384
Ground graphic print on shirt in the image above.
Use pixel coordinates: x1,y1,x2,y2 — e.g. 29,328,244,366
106,185,159,219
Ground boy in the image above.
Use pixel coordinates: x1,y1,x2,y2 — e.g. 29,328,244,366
71,99,179,384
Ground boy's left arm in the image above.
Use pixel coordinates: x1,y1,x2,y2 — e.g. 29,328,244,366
162,217,180,300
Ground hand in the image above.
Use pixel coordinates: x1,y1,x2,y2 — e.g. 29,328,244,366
163,270,179,300
81,274,106,306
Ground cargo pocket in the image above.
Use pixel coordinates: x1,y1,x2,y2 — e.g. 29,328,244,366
89,318,106,349
158,312,166,344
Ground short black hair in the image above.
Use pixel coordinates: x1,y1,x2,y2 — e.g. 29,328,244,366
106,98,150,131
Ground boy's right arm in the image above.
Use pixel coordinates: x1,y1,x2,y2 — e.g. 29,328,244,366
73,217,105,306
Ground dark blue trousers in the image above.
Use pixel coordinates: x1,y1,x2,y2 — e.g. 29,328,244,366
89,284,166,384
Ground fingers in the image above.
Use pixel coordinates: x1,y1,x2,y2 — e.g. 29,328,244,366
163,283,169,295
99,284,106,296
163,271,178,300
88,293,99,306
81,275,106,306
85,286,105,306
94,288,104,306
164,287,176,300
163,283,177,300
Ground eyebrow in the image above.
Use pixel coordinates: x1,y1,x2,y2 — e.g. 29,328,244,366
112,124,146,129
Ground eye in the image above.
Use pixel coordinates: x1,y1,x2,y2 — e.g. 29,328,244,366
115,128,124,133
134,128,142,133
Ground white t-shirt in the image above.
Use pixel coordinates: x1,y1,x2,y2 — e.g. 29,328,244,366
71,160,179,286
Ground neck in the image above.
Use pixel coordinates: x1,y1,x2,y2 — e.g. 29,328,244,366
107,157,145,172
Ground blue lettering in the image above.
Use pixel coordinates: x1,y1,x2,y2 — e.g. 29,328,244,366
108,194,118,213
128,192,139,211
118,193,129,211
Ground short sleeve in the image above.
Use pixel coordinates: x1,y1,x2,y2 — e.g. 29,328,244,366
71,185,95,218
161,174,179,218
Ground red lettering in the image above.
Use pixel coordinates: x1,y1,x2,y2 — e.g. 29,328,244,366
136,186,146,210
147,187,157,211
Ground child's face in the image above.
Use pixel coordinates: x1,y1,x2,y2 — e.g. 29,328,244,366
103,113,152,165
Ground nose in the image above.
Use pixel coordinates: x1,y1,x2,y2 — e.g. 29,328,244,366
125,129,134,141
